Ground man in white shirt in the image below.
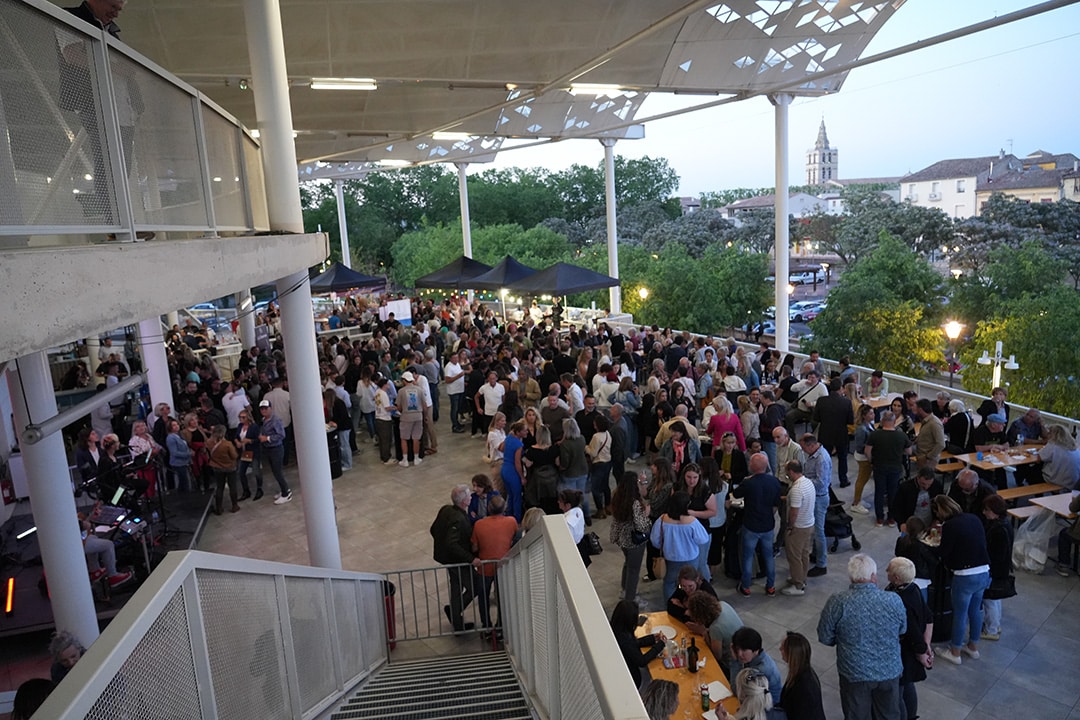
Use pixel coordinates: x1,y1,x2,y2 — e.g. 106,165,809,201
222,382,250,432
411,364,437,454
784,369,827,437
782,460,816,595
560,373,584,415
476,371,505,426
444,351,467,433
264,378,293,463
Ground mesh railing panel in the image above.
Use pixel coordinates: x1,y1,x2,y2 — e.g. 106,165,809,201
285,576,337,712
527,541,549,715
197,569,291,720
333,579,363,682
200,105,247,228
557,582,605,720
359,581,386,670
243,135,269,230
84,587,202,720
0,1,118,228
113,52,209,229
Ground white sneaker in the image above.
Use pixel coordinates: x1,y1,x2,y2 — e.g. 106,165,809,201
398,459,409,467
935,647,962,665
273,492,292,505
413,457,423,465
383,458,398,465
780,585,805,596
849,503,869,515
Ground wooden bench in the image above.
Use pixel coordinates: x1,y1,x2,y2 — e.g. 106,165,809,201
998,482,1060,502
937,460,966,474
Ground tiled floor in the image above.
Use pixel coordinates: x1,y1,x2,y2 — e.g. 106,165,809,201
4,408,1080,720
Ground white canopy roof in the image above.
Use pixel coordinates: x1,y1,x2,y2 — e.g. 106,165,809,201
74,0,904,165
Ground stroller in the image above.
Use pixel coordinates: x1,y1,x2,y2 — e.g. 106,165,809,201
824,486,861,553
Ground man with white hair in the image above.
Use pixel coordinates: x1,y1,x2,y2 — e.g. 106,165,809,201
430,485,480,632
818,554,907,720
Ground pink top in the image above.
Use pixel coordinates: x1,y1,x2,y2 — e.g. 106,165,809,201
706,412,746,452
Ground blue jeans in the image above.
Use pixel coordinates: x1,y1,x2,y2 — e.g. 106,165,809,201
982,598,1001,635
873,466,903,522
561,474,590,519
813,493,828,568
741,527,775,589
263,444,290,495
449,393,464,431
950,571,990,648
362,411,376,439
338,429,352,470
663,557,693,602
590,462,612,516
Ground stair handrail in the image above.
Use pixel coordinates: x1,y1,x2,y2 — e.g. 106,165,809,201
499,515,649,720
35,550,390,720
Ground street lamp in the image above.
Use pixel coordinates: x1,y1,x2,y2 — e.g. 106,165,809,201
820,262,830,288
943,320,963,388
638,287,649,301
976,340,1019,389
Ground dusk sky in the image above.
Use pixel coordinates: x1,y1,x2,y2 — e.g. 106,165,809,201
484,0,1080,196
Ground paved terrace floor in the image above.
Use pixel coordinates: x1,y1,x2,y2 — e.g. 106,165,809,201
3,398,1079,720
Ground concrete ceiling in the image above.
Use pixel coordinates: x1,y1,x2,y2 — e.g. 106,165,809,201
58,0,905,165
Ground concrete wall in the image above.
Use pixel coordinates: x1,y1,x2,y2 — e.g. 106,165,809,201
0,233,329,364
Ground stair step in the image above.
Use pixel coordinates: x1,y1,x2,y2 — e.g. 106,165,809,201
332,652,531,720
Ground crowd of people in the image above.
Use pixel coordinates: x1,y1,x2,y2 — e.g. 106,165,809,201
58,289,1079,718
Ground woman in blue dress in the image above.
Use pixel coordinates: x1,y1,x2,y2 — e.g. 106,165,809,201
500,420,527,522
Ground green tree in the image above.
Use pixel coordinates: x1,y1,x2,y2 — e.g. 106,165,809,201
699,188,772,210
820,187,954,264
810,232,946,375
958,286,1080,418
641,208,733,258
466,167,562,229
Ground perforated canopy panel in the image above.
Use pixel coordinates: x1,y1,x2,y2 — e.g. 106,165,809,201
53,0,903,164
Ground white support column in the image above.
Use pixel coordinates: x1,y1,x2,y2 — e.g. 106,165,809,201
333,179,352,268
166,311,179,331
138,318,174,413
245,0,340,570
236,289,257,350
600,139,621,314
10,353,99,645
85,336,102,378
456,162,473,301
771,94,792,353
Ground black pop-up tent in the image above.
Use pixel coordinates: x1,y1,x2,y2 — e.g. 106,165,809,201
309,262,386,294
508,262,620,296
465,256,537,290
413,256,493,290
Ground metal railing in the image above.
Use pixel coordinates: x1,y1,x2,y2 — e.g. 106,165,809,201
499,516,649,720
383,560,500,644
36,550,389,720
0,0,269,243
596,317,1080,438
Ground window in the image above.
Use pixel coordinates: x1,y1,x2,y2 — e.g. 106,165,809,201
908,184,916,195
1073,178,1079,193
956,179,966,193
931,181,940,193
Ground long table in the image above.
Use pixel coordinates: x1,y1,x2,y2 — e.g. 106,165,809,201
1030,490,1079,519
952,444,1043,472
636,611,739,718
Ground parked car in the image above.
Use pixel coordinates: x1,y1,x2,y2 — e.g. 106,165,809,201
788,301,821,323
802,308,822,323
789,270,825,285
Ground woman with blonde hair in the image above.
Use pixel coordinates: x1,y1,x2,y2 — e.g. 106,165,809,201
706,396,745,453
1041,424,1080,488
485,411,507,465
716,667,785,720
737,394,760,448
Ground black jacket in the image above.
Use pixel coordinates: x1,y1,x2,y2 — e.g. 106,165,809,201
889,478,944,527
430,505,474,565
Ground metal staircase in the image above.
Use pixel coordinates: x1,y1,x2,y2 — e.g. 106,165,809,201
330,652,534,720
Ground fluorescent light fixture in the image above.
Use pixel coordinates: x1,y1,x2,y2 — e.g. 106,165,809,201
569,83,625,96
16,526,37,540
250,129,261,139
432,132,472,141
376,159,411,167
310,77,377,91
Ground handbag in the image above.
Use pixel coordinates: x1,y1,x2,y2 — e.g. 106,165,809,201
983,574,1017,600
586,531,603,556
631,530,649,546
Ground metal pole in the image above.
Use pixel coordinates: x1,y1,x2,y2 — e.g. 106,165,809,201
22,373,145,445
456,162,473,303
10,352,100,646
85,335,102,377
244,0,340,569
600,139,621,314
334,179,352,268
771,94,792,352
